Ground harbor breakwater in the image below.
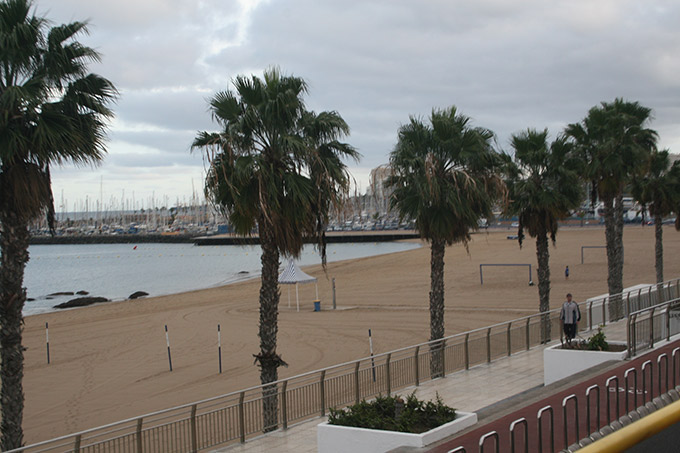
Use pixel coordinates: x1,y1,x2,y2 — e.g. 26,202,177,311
29,231,420,246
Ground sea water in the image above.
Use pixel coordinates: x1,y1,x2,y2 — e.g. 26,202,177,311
23,241,420,316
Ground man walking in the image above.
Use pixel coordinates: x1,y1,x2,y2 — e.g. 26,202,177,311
560,293,580,344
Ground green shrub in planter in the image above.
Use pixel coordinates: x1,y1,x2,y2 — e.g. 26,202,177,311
586,327,609,351
328,392,456,434
563,326,610,351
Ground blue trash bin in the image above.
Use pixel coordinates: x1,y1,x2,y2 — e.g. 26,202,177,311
313,300,321,312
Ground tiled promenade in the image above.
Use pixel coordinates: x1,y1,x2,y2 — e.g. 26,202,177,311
214,322,630,452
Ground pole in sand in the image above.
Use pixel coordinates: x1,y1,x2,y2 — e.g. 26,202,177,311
368,329,376,382
165,324,173,371
218,324,222,374
332,277,336,310
45,322,50,364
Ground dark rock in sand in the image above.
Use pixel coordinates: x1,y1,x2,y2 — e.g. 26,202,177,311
54,296,109,309
76,290,89,295
48,291,75,296
27,298,35,302
238,271,249,274
128,291,149,300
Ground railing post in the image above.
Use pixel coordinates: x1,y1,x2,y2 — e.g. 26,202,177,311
627,314,632,359
642,360,653,403
586,384,600,433
626,291,631,316
637,288,642,311
509,418,528,453
441,340,446,377
486,328,491,363
281,380,288,430
606,376,619,423
625,368,637,412
537,406,554,453
354,362,360,405
507,322,512,357
588,301,593,331
562,395,579,449
238,391,245,443
414,346,420,386
666,307,671,342
386,353,392,395
479,431,499,453
73,434,81,453
525,318,530,350
602,298,606,326
319,371,326,417
465,333,470,370
190,404,198,453
658,354,668,395
136,418,143,453
650,307,656,349
632,314,638,356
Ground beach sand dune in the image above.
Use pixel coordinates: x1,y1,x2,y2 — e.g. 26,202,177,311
21,226,680,443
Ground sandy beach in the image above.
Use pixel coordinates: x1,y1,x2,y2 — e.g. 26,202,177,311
20,226,680,443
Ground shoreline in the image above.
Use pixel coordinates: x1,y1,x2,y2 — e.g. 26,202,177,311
23,239,423,317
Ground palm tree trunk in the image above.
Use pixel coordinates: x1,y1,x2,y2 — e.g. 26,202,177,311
655,213,663,284
535,230,551,343
603,194,624,320
256,221,282,432
0,210,29,450
429,238,446,378
613,192,625,317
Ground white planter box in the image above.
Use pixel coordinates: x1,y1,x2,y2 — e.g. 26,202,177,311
544,341,628,386
317,411,477,453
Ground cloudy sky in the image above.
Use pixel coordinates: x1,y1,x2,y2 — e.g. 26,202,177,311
38,0,680,212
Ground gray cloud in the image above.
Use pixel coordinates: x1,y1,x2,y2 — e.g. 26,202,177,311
36,0,680,205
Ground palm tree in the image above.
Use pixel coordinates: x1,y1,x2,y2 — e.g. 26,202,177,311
386,106,503,378
192,68,357,431
0,0,116,448
502,129,583,343
631,149,680,284
566,99,657,320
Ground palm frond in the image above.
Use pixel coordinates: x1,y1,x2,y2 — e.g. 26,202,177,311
387,105,502,246
193,67,357,265
0,0,117,226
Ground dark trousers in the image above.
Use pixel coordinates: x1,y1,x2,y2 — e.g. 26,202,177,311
564,323,577,340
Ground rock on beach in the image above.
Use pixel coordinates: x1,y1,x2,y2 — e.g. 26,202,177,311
54,296,109,309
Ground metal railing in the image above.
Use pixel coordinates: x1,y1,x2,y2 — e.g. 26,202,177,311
9,277,680,453
585,279,680,330
446,345,680,453
627,296,680,357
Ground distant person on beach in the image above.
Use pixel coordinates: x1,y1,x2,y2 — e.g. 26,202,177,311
560,293,580,343
565,265,569,280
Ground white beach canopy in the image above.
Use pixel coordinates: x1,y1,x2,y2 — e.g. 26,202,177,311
279,259,318,312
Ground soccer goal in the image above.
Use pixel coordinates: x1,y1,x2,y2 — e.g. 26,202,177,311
580,246,607,264
479,263,533,285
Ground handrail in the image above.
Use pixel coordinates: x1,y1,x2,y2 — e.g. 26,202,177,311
629,296,680,317
627,295,680,357
8,276,679,453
